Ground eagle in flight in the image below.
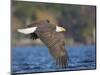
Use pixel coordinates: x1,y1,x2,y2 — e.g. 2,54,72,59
17,20,68,68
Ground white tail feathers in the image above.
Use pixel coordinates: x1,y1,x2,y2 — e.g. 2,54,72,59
17,27,37,34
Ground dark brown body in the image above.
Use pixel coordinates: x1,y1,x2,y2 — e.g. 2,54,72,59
28,20,68,68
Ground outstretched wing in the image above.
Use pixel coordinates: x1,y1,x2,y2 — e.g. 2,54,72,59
49,39,68,68
37,31,68,68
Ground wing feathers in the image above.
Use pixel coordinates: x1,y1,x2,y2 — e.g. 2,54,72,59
56,51,67,68
37,31,68,68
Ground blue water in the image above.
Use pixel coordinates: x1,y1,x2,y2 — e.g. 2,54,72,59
11,45,96,74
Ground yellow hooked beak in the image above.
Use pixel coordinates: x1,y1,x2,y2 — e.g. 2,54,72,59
56,26,66,32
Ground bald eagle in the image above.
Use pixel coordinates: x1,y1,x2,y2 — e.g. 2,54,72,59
17,20,68,68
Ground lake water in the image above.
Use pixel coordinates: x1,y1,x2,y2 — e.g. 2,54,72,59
11,45,96,74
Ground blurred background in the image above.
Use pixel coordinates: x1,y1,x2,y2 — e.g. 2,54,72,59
11,1,96,47
11,1,96,73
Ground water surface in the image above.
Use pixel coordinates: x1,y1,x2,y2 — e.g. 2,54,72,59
11,45,96,74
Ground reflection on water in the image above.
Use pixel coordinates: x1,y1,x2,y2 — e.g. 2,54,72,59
11,45,96,74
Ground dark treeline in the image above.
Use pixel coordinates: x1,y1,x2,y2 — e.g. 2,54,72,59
12,1,96,46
